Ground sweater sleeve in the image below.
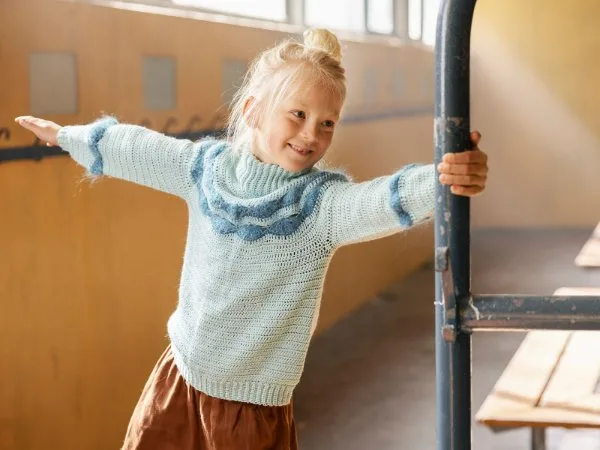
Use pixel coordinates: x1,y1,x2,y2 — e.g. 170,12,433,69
319,164,435,248
56,117,204,199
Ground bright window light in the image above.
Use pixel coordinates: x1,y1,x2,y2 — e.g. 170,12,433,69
305,0,365,33
422,0,441,46
408,0,422,40
367,0,394,34
172,0,287,21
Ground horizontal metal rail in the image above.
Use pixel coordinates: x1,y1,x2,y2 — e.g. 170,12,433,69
461,294,600,331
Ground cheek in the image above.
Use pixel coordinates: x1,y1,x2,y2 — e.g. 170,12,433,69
283,119,300,137
318,132,334,149
271,119,297,143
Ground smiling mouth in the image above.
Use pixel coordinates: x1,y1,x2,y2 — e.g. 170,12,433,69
288,143,312,156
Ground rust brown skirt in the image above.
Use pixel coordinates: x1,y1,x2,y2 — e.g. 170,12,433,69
122,345,298,450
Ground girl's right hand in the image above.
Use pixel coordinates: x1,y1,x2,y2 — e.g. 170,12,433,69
14,116,62,147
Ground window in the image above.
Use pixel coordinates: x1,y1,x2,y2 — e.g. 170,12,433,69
142,56,176,110
408,0,422,41
422,0,441,46
171,0,287,21
304,0,365,33
367,0,394,34
120,0,439,44
221,59,247,106
30,52,78,115
409,0,441,45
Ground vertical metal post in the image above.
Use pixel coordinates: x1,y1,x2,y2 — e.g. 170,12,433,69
434,1,477,449
531,428,547,450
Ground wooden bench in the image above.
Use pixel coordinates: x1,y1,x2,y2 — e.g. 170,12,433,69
476,287,600,450
575,222,600,267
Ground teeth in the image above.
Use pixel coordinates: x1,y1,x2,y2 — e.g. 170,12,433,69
290,144,310,154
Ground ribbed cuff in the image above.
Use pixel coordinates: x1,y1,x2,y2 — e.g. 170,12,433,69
391,163,435,225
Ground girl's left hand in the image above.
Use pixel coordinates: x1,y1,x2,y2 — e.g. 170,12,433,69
437,131,488,197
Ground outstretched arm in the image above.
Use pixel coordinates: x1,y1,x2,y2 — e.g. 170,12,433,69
320,131,488,248
15,115,205,199
319,164,436,247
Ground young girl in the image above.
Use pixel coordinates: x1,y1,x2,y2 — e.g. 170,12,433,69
16,28,488,450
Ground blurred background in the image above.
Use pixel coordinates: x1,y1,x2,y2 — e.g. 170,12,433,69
1,0,600,448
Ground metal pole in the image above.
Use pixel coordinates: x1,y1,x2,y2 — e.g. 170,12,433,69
462,294,600,331
434,1,477,449
532,428,547,450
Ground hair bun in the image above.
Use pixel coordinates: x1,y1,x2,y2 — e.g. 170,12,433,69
303,28,342,62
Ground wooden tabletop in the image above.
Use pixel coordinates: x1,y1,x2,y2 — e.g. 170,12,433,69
476,287,600,429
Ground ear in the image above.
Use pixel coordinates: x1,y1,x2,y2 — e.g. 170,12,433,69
243,96,260,129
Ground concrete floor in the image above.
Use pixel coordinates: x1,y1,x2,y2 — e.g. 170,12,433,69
294,229,600,450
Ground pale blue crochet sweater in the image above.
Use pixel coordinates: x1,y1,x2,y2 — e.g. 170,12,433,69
57,117,435,406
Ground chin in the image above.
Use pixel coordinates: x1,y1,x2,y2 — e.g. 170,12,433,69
274,155,308,172
281,161,308,173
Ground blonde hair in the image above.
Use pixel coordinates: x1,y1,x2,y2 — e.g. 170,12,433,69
227,28,346,153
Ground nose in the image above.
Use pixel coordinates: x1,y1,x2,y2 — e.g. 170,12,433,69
300,121,318,146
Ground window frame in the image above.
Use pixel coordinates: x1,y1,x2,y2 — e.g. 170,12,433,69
91,0,437,46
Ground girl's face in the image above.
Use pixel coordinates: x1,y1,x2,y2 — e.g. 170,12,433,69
252,83,343,172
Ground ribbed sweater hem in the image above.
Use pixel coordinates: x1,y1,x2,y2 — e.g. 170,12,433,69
170,344,295,407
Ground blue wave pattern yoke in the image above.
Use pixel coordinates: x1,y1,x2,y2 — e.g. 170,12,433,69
57,118,435,406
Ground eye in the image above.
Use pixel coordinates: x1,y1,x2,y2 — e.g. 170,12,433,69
322,120,336,129
291,110,306,119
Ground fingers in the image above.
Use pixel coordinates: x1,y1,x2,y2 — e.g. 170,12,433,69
437,161,488,177
15,116,47,134
15,116,41,126
15,116,37,130
442,149,487,165
14,116,59,129
14,116,61,146
439,173,487,187
441,130,484,163
450,184,485,197
438,130,488,197
438,162,488,195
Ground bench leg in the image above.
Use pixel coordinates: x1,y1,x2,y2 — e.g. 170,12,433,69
531,428,546,450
